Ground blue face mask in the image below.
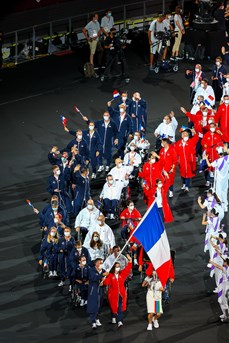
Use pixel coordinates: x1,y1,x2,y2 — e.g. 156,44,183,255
52,207,58,211
108,12,112,16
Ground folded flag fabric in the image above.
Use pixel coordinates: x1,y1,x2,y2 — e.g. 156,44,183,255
133,201,171,287
208,95,214,101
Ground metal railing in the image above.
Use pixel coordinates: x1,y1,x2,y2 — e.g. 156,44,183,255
2,0,187,65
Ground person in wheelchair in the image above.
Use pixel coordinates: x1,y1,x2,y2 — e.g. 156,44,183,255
38,227,59,278
109,158,133,191
69,240,91,271
72,255,90,307
127,131,150,156
120,219,140,266
85,231,110,262
123,143,142,179
154,111,178,144
100,174,122,219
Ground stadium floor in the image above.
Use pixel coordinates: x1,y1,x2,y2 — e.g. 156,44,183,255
0,49,228,343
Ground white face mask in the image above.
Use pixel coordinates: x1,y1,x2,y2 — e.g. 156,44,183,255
103,115,109,121
54,218,59,224
81,260,87,265
77,135,82,140
61,157,67,163
76,248,82,252
226,78,229,82
210,127,215,132
64,231,70,237
195,68,200,73
183,136,189,142
129,205,134,211
130,146,135,151
108,180,113,185
55,169,60,176
120,108,125,114
122,96,127,101
87,204,93,210
163,119,167,124
98,220,102,225
98,264,103,270
115,267,121,273
93,236,99,242
50,231,56,237
117,163,122,168
134,135,139,141
202,111,208,116
225,99,229,104
89,126,94,131
157,183,163,188
216,61,221,66
150,158,156,164
201,84,205,88
208,120,213,124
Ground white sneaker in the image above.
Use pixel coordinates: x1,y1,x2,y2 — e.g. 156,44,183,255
105,166,110,172
69,285,72,292
92,323,97,329
181,184,185,190
134,258,138,266
48,271,53,277
147,323,153,330
110,213,115,219
96,319,102,326
58,280,64,287
213,288,218,293
53,270,58,277
118,321,123,327
205,181,210,187
98,166,104,172
220,313,226,319
112,318,116,324
153,319,159,328
184,187,189,193
91,173,96,179
169,190,173,198
80,299,85,306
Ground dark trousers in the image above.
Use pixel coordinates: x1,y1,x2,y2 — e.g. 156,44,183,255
181,177,191,188
103,198,118,215
158,207,165,222
113,295,123,322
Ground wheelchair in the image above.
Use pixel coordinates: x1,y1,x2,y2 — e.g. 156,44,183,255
71,282,82,308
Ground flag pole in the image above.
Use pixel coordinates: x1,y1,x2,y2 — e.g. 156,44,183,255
103,201,156,277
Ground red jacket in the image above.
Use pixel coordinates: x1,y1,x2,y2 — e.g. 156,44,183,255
217,103,229,142
159,145,177,187
174,134,199,178
120,208,142,228
144,186,174,223
201,131,223,163
186,110,213,136
103,262,132,313
138,161,163,190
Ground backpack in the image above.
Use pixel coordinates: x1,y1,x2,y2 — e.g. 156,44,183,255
83,62,96,78
195,44,205,61
184,44,195,59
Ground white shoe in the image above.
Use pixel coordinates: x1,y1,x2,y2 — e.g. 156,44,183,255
58,280,64,287
110,213,115,219
48,271,53,277
205,181,210,187
98,166,104,172
153,319,159,328
220,313,226,319
147,323,153,330
69,285,72,292
96,319,102,326
169,190,173,198
184,187,189,193
213,288,218,293
134,258,138,266
80,299,85,306
91,173,96,179
112,318,116,324
53,270,58,277
118,321,123,327
181,184,185,190
92,323,97,329
105,166,110,172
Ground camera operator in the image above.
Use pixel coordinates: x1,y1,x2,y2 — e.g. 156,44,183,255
162,11,174,61
148,13,166,71
103,28,120,77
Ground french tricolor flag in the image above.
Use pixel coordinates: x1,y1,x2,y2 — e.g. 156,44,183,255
60,115,68,127
133,201,171,287
113,90,120,99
